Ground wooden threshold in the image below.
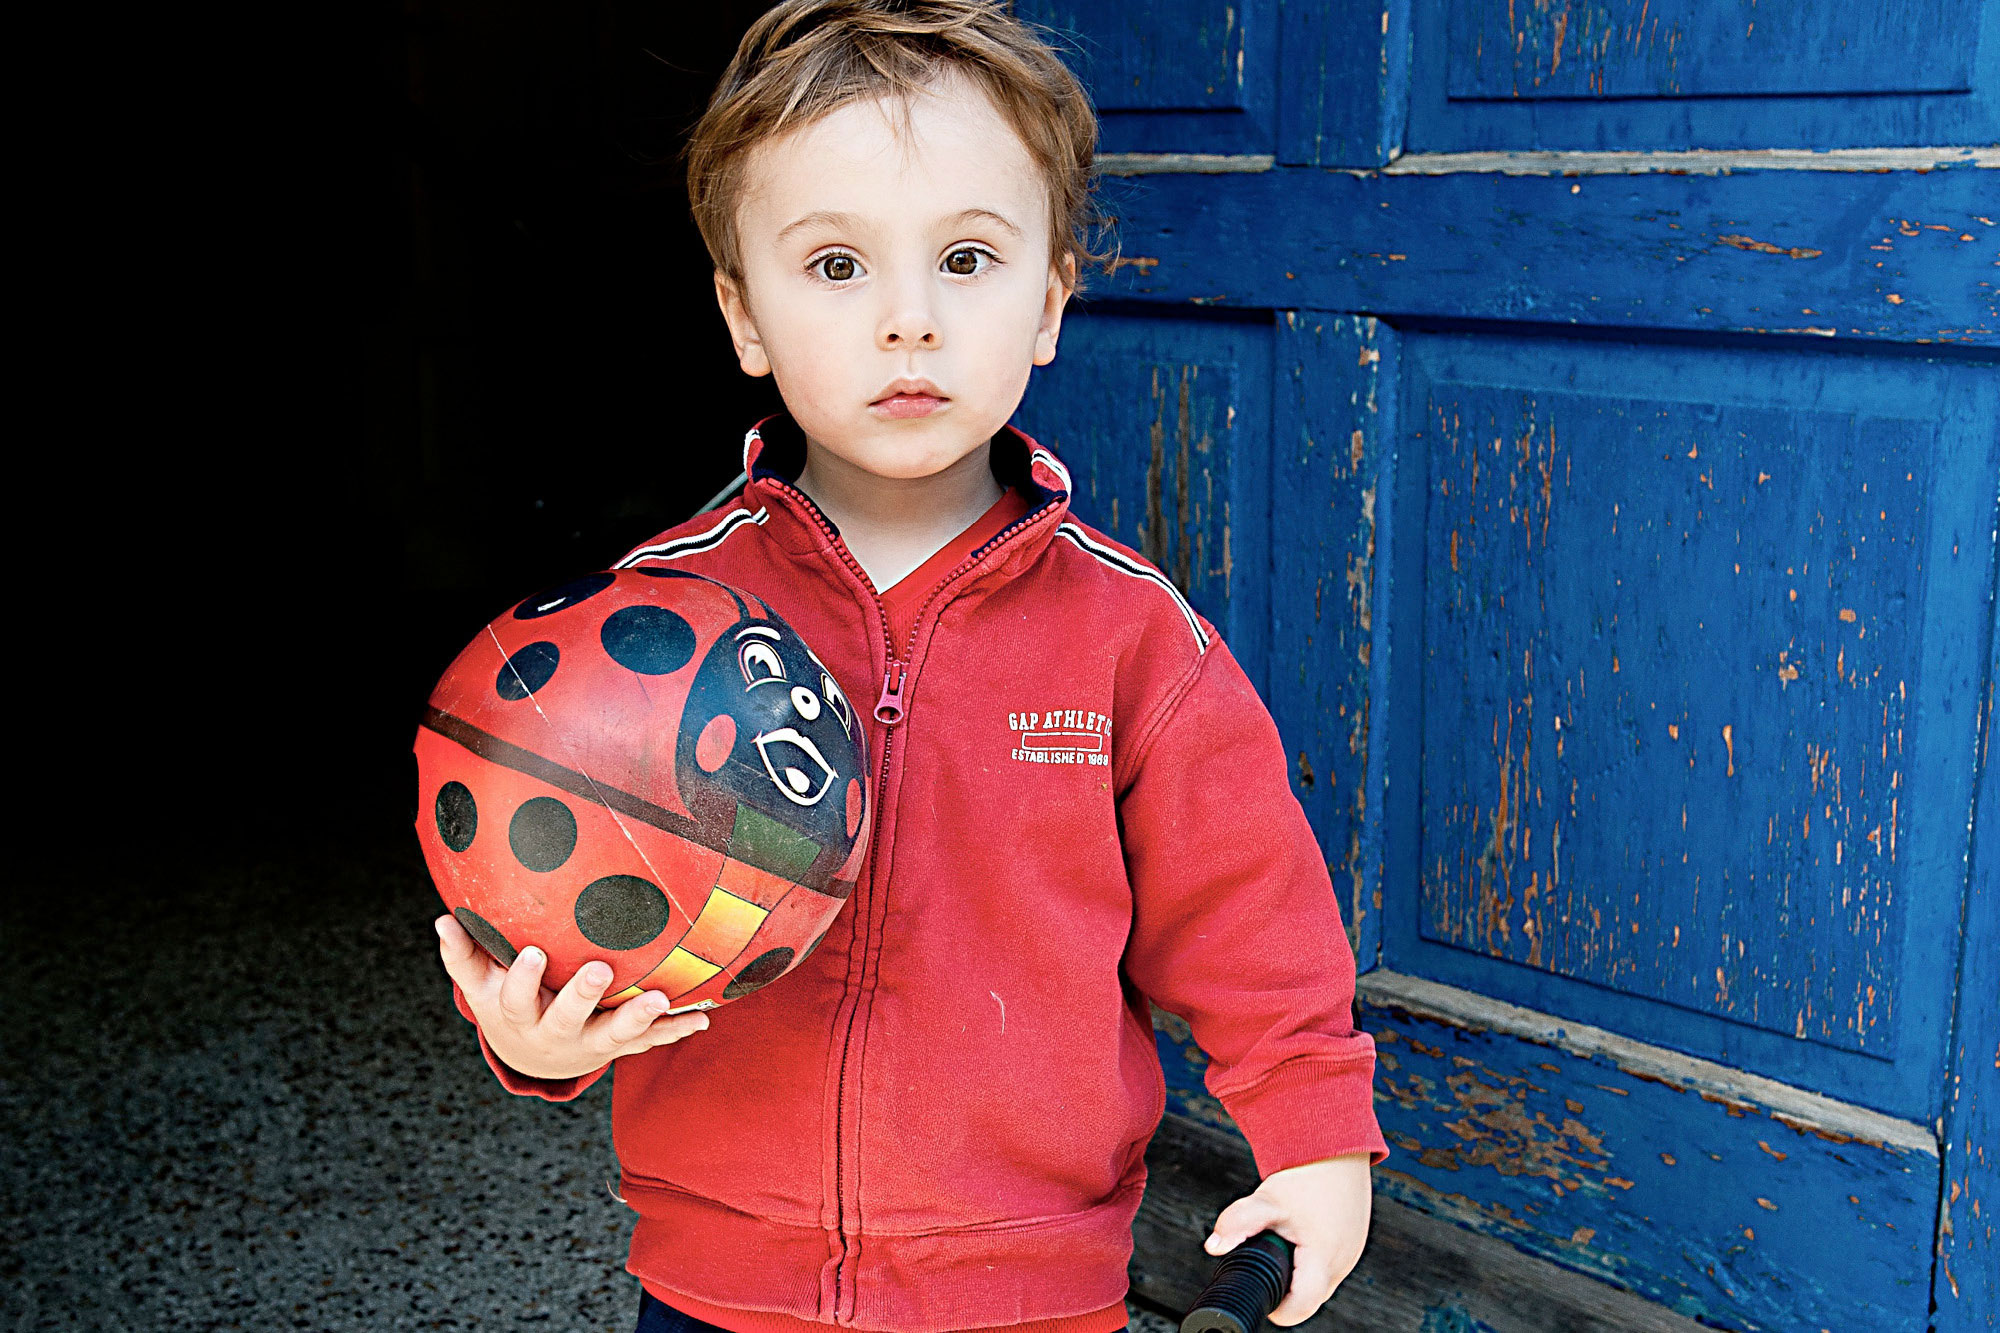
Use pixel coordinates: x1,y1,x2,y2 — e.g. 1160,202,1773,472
1132,1113,1712,1333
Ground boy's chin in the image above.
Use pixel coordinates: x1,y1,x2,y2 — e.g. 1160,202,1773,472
804,422,1000,482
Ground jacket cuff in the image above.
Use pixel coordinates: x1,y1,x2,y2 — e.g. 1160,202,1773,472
451,981,609,1103
1219,1050,1390,1176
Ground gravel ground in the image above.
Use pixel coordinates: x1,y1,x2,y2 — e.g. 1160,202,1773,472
2,834,1171,1333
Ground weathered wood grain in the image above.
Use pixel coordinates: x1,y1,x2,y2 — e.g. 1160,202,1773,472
1268,313,1396,966
1092,164,1997,344
1133,1112,1712,1332
1015,0,1279,157
1022,0,1250,113
1276,0,1409,167
1384,333,1999,1120
1380,147,1998,175
1446,0,1977,100
1360,972,1933,1152
1933,583,2000,1330
1023,9,1999,1331
1360,980,1937,1331
1421,360,1922,1052
1151,974,1940,1331
1405,0,2000,150
1016,311,1274,696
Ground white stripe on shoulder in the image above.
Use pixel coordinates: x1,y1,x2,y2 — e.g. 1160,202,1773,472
1029,447,1071,490
616,506,769,567
1054,522,1211,653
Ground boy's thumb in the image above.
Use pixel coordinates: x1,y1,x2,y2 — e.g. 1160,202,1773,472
435,913,473,961
1205,1194,1280,1254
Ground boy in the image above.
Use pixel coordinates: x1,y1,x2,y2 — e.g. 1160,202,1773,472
434,2,1387,1330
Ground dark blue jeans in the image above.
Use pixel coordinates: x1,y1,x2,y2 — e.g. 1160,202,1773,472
635,1289,735,1333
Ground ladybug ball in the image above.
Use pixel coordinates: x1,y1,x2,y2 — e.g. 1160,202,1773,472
414,568,872,1011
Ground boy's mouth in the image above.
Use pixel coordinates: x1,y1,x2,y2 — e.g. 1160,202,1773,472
871,393,947,419
870,378,949,418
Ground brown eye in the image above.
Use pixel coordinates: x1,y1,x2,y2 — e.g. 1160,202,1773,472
819,254,857,282
944,247,985,276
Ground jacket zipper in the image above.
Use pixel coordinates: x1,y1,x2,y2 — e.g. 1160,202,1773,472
764,476,1056,1319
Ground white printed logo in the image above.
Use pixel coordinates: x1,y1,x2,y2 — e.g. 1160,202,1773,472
1007,707,1112,767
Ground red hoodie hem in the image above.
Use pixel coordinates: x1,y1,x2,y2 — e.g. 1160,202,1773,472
623,1174,1145,1332
645,1283,1130,1333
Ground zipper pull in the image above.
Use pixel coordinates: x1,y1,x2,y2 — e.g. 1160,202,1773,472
874,658,909,725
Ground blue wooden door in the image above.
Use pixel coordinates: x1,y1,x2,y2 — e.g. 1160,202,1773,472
1013,2,2000,1328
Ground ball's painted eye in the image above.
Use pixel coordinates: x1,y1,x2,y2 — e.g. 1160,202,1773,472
791,685,822,720
740,641,786,688
819,671,852,736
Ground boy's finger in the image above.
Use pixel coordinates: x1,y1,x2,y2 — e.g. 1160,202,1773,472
614,1011,711,1057
542,959,615,1039
1267,1250,1339,1326
496,946,553,1026
436,915,496,992
601,990,674,1045
1204,1194,1284,1255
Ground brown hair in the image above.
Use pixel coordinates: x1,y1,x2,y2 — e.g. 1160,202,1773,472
684,0,1116,294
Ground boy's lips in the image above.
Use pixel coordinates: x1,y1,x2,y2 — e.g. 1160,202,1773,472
870,393,948,419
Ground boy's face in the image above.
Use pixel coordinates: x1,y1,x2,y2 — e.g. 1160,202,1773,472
715,73,1072,485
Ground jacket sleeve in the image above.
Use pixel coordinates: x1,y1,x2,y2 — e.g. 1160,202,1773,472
451,981,610,1103
1118,638,1388,1176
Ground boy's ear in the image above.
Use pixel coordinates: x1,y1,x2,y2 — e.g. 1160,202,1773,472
1034,254,1076,368
714,271,772,378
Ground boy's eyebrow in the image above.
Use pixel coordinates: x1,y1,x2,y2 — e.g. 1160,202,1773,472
774,207,1025,243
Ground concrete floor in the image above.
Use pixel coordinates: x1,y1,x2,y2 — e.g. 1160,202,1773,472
1,834,1178,1333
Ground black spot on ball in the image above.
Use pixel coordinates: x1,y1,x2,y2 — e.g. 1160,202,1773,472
799,931,829,963
496,641,560,700
509,797,578,873
514,571,616,619
435,781,477,852
636,568,704,580
574,875,669,951
601,606,697,675
724,947,795,999
454,907,518,967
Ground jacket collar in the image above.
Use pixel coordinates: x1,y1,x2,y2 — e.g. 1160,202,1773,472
738,411,1072,582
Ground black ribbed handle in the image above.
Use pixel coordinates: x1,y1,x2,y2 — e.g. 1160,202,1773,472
1179,1231,1294,1333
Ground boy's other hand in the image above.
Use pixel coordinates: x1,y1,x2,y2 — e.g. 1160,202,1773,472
1202,1151,1373,1325
435,913,709,1081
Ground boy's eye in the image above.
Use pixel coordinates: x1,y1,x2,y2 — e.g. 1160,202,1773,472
815,253,860,282
943,247,993,277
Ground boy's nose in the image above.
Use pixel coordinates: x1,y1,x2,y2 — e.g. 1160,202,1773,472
877,292,941,348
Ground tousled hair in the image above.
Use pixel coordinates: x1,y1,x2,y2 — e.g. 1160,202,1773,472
683,0,1116,293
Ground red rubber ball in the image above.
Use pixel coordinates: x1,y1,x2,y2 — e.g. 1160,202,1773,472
414,567,872,1011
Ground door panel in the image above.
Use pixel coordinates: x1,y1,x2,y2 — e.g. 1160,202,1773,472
1018,1,1279,154
1447,0,1978,100
1409,0,2000,148
1361,973,1938,1331
1390,333,1998,1120
1269,313,1399,965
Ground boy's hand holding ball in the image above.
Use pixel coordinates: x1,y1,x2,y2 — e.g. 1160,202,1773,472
436,914,709,1082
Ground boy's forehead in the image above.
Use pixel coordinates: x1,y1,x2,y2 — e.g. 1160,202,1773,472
736,81,1047,240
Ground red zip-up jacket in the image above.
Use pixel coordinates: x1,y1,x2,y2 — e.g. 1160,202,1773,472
459,413,1386,1332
